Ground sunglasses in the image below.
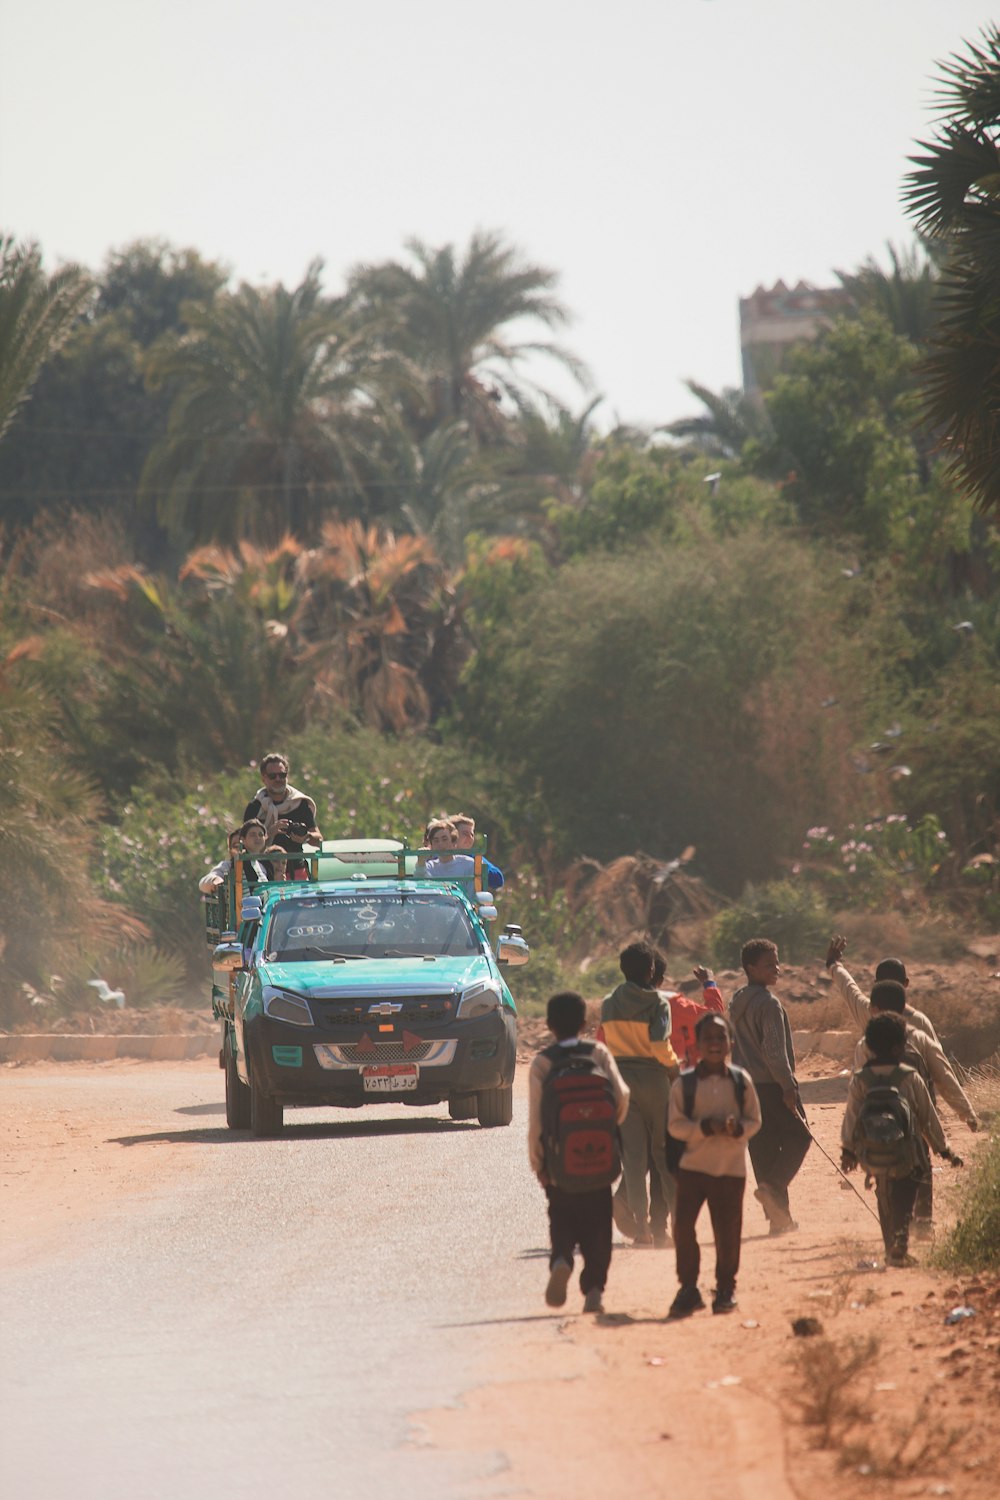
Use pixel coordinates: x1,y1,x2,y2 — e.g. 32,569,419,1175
264,770,287,780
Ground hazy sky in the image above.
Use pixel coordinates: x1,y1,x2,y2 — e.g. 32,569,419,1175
1,1,993,428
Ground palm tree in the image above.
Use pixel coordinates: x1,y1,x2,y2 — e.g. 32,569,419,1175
836,242,942,347
391,421,483,567
663,381,775,459
0,237,92,442
903,24,1000,516
78,558,315,782
297,519,443,731
469,395,606,550
141,261,410,546
346,231,589,442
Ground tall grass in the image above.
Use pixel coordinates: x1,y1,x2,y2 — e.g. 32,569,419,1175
934,1126,1000,1273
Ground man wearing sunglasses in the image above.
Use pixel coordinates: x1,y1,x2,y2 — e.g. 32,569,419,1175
243,752,322,872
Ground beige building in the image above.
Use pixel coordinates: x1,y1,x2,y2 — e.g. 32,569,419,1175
740,280,852,395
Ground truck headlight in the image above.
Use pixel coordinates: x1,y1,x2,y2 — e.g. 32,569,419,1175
263,990,314,1027
457,981,501,1019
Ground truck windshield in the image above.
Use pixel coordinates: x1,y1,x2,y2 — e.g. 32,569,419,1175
263,892,481,961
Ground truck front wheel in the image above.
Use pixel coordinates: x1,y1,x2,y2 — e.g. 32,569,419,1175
448,1095,478,1121
224,1032,251,1130
477,1085,513,1128
249,1063,284,1137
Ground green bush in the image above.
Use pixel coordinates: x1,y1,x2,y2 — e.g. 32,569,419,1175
456,528,865,892
934,1131,1000,1273
710,880,833,967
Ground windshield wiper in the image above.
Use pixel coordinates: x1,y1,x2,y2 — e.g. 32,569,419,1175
381,949,437,959
280,947,370,960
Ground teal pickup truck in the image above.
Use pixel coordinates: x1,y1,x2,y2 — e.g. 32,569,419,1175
205,839,528,1137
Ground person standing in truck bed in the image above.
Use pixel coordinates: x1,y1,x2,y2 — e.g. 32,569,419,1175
244,751,321,876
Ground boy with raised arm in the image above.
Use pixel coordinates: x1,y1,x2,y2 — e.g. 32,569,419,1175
826,934,979,1237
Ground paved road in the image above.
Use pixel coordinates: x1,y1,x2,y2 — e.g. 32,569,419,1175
1,1068,546,1500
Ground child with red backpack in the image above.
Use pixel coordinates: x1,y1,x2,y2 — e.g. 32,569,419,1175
528,991,630,1315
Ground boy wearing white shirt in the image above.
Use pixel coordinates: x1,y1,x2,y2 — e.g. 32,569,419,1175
666,1013,761,1318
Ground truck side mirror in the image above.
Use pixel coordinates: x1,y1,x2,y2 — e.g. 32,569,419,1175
213,939,244,973
497,926,529,966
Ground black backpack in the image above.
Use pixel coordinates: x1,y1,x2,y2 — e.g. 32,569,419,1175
665,1065,748,1174
851,1064,919,1176
540,1042,622,1193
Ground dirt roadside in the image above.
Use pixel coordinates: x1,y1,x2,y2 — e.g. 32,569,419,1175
4,1057,998,1499
0,1057,218,1270
413,1055,1000,1500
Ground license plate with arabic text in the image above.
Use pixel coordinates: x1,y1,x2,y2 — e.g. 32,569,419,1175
362,1064,419,1092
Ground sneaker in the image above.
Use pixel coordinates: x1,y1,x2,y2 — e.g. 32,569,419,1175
583,1288,604,1314
545,1258,572,1308
887,1252,917,1268
769,1218,799,1237
712,1290,738,1315
667,1285,705,1320
612,1193,637,1239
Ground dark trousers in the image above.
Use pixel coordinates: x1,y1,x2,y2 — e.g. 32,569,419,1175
674,1169,745,1296
875,1172,920,1257
747,1083,812,1214
545,1185,613,1294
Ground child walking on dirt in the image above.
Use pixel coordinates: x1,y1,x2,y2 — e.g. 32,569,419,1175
528,991,630,1315
841,1012,963,1266
729,938,810,1235
598,943,679,1246
825,934,979,1238
611,955,724,1246
666,1013,761,1317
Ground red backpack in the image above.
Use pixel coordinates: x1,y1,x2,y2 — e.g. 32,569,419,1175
540,1042,622,1193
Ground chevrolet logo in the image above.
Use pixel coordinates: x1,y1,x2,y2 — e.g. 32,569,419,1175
368,1002,403,1017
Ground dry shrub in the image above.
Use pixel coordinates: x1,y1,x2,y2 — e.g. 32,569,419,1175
834,909,970,964
789,1333,880,1447
564,854,719,961
20,511,133,630
839,1394,959,1478
959,1050,1000,1118
785,994,846,1032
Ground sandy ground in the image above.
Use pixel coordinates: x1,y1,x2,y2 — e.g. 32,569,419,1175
3,1055,998,1499
411,1053,1000,1500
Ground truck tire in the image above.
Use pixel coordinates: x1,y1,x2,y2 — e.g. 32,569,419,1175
250,1065,284,1137
224,1032,251,1130
448,1095,478,1121
476,1084,513,1128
